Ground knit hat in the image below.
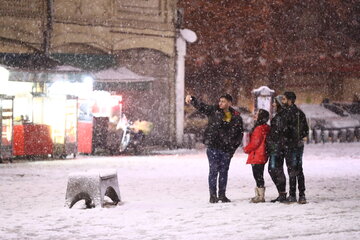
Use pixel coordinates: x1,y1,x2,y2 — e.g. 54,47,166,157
219,93,233,102
274,95,284,107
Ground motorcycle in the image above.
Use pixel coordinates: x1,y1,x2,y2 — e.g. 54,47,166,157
116,114,152,154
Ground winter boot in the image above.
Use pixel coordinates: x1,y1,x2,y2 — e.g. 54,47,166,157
250,187,265,203
218,194,231,203
298,195,307,204
270,192,287,203
284,195,297,204
250,187,260,203
209,194,218,203
257,187,265,203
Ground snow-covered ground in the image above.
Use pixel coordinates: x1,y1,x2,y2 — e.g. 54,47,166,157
1,143,360,240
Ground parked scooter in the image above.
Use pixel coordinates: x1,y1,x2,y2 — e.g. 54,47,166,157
116,114,151,155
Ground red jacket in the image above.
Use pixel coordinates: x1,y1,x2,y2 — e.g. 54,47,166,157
243,124,271,164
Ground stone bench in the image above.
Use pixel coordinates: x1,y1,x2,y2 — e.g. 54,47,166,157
65,169,121,208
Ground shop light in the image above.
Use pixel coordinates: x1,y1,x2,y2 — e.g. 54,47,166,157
48,76,93,98
0,66,9,81
48,81,67,95
82,76,93,86
112,95,123,105
44,95,66,144
92,91,111,117
79,76,93,98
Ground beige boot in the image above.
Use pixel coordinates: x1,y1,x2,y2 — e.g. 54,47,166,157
251,187,265,203
257,187,265,202
250,188,260,203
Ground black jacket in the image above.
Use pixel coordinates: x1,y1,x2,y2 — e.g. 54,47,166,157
283,104,309,148
190,97,243,154
266,109,286,154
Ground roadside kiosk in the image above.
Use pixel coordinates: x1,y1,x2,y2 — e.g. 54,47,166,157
0,95,14,161
252,86,275,118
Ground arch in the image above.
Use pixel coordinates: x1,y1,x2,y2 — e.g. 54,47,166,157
51,42,108,55
69,192,94,209
113,37,174,57
52,33,112,54
0,23,42,52
104,186,120,205
113,47,170,59
0,37,41,53
52,33,175,56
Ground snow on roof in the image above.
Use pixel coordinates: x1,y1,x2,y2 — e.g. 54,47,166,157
252,86,275,95
299,104,340,118
93,67,154,83
53,65,83,72
68,169,117,178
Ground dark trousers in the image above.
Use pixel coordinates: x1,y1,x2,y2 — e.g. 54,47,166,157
252,164,265,188
268,152,286,193
285,145,306,197
206,148,232,196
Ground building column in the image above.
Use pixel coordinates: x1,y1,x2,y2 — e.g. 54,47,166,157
175,29,197,146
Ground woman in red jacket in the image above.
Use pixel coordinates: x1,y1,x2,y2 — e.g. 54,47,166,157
243,109,270,203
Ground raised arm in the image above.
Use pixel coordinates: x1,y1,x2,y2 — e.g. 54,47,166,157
185,95,215,116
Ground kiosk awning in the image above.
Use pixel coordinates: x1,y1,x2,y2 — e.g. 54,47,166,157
93,67,154,91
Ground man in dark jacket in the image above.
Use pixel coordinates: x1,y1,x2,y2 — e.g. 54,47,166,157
282,91,309,204
185,94,244,203
267,95,287,203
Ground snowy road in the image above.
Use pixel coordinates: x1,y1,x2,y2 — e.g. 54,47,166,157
1,143,360,240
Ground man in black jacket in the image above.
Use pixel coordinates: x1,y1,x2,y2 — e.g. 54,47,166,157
185,94,243,203
282,91,309,204
267,95,288,203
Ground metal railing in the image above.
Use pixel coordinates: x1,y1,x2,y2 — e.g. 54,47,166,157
308,127,360,144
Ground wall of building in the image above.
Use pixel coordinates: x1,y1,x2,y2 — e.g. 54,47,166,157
0,0,46,52
0,0,179,146
0,0,177,54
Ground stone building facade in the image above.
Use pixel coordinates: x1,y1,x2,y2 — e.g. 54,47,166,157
0,0,179,146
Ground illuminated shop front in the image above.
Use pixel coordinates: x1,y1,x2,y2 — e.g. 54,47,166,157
0,65,92,158
0,63,157,158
